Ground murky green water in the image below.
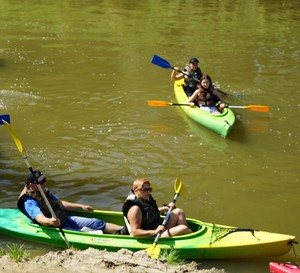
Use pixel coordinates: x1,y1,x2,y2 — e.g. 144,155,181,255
1,1,299,272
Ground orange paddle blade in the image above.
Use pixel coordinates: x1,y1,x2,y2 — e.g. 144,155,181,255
245,105,270,112
147,100,172,107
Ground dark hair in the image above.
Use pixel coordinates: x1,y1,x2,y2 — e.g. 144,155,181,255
199,75,213,90
189,57,199,64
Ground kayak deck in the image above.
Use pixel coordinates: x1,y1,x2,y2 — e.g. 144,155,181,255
0,208,296,260
174,79,235,137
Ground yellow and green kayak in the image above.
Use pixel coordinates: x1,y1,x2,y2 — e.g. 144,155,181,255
174,79,235,137
0,208,295,259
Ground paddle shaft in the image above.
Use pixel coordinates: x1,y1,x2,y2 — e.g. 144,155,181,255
168,103,253,109
153,192,179,245
24,157,71,248
25,161,57,219
2,121,70,248
151,55,227,95
146,178,182,258
148,101,269,112
172,68,227,95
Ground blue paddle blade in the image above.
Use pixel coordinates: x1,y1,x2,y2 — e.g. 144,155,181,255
151,55,172,69
0,114,10,125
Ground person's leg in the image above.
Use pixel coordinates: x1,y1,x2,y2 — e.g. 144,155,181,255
67,216,123,234
161,224,192,238
161,208,192,237
67,216,106,230
104,223,124,234
165,208,188,228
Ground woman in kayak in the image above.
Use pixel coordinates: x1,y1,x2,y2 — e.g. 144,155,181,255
17,170,123,233
122,178,192,237
187,74,226,114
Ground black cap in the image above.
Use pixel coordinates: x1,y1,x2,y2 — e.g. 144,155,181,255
26,170,46,185
189,57,199,64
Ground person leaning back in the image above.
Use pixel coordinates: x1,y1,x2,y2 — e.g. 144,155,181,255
17,170,123,234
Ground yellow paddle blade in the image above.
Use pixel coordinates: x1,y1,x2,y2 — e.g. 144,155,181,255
2,120,24,155
146,244,160,259
174,177,183,194
178,182,186,196
147,100,172,107
246,105,269,112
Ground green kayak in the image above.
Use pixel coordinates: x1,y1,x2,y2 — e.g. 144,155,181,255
174,79,235,137
0,208,295,259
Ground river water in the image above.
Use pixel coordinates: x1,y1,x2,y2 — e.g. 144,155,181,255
0,1,299,272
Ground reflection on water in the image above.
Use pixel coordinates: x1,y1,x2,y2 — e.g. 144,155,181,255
1,1,300,272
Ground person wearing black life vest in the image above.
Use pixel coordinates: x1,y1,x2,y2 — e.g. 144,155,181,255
122,178,192,238
171,57,203,97
17,170,123,233
187,74,226,115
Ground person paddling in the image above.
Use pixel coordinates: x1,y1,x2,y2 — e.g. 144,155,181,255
17,170,123,233
122,178,192,237
171,57,203,97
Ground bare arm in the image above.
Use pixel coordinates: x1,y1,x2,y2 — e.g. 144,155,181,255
187,89,200,104
170,67,184,81
127,205,164,237
60,200,94,212
35,213,61,227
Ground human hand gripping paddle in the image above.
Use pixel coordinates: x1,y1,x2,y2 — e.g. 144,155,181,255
146,178,183,259
147,100,270,113
1,119,71,249
151,55,200,82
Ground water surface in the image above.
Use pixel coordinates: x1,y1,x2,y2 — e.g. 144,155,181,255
1,1,299,272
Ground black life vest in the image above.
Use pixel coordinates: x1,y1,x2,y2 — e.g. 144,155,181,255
17,189,67,224
184,66,203,91
122,195,162,230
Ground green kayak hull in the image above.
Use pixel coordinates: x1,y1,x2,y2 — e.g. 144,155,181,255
0,208,295,260
174,79,235,137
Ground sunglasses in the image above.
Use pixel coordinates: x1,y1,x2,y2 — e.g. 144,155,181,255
139,187,153,193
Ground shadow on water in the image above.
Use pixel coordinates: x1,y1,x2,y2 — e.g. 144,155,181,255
227,116,246,142
246,116,271,134
229,113,271,142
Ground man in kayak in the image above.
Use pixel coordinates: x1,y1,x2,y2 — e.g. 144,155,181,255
17,170,123,233
122,178,192,237
187,74,226,114
170,57,203,97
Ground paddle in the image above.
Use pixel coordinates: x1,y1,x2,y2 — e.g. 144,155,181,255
147,100,270,113
0,114,10,125
151,54,198,80
1,120,71,249
151,55,228,96
146,178,183,259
